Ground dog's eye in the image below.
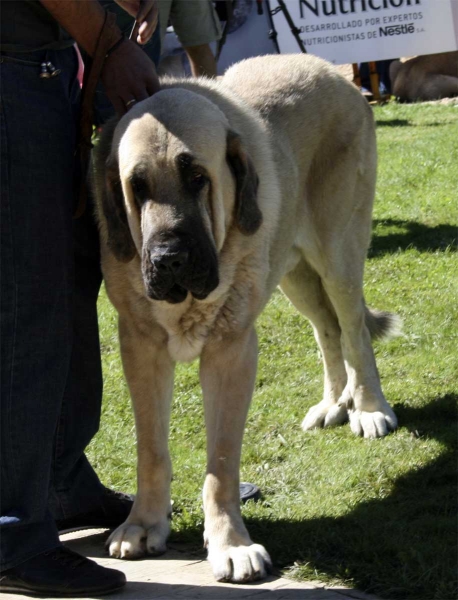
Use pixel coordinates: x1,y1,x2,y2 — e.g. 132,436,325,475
176,152,209,195
130,175,150,203
190,172,208,192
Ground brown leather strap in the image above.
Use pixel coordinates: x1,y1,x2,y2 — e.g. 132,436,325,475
74,11,121,218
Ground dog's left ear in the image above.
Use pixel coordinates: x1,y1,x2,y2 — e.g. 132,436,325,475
226,130,262,235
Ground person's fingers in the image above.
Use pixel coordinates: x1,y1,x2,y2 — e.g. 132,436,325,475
115,0,140,18
116,89,147,112
124,99,138,111
132,89,149,103
137,21,149,44
147,1,159,31
111,95,127,117
136,0,156,22
130,21,140,41
136,1,158,43
101,38,161,115
137,14,158,43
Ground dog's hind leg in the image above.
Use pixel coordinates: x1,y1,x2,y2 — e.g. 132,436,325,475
320,264,397,438
294,114,397,438
312,194,398,439
280,260,349,430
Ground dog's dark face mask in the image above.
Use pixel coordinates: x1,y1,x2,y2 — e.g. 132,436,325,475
141,217,220,304
135,153,220,304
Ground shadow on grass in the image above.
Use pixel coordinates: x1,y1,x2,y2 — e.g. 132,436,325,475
245,394,458,600
169,395,457,599
376,120,446,128
375,119,447,127
369,219,457,258
376,119,411,127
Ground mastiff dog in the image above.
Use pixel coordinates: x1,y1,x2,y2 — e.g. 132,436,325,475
93,54,399,583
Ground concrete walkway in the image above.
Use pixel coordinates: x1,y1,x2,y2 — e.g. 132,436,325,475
2,529,378,600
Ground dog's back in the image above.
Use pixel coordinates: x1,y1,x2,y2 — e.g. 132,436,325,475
222,54,374,161
222,54,377,292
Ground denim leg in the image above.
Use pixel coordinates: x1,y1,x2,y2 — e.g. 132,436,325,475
0,48,102,569
48,204,106,520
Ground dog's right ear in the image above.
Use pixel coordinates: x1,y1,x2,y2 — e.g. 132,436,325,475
102,155,136,262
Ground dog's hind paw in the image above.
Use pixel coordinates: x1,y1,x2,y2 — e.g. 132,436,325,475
208,543,272,583
106,519,169,560
349,406,398,438
301,400,348,431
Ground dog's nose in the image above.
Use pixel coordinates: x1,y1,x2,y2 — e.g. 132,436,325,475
151,250,189,274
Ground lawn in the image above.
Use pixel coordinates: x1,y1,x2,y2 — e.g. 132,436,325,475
89,101,458,600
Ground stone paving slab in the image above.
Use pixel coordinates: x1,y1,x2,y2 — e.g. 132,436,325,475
0,529,379,600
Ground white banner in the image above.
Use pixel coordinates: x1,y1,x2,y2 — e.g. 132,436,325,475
272,0,458,64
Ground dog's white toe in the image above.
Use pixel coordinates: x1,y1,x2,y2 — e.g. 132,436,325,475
208,543,272,583
107,524,146,559
302,400,348,431
106,519,169,559
349,406,398,438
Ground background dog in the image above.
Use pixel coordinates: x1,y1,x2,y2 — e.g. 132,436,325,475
390,52,458,102
93,54,398,582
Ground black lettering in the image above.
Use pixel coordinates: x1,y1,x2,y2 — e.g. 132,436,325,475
379,22,415,36
322,0,337,16
300,0,421,19
299,0,319,18
350,0,366,13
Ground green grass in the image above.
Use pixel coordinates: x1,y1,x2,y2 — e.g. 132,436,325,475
88,102,458,600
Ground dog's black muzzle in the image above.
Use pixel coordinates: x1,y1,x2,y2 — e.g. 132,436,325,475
141,231,219,304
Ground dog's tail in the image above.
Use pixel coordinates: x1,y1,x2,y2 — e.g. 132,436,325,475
365,306,403,340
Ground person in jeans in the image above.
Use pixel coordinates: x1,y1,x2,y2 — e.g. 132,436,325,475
0,0,159,595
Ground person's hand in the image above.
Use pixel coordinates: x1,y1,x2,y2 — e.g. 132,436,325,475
114,0,158,44
101,38,160,116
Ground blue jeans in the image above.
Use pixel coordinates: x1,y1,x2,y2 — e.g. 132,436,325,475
0,47,105,570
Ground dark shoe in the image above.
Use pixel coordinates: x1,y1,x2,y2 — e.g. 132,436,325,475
0,546,126,597
56,487,134,534
240,482,261,503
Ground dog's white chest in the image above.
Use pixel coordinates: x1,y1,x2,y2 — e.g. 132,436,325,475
152,299,221,363
167,334,204,363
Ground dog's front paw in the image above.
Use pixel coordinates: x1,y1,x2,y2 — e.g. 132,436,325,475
106,517,170,560
349,405,397,438
302,399,348,431
207,542,272,583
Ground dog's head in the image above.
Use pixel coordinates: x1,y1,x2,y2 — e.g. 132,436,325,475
100,88,262,304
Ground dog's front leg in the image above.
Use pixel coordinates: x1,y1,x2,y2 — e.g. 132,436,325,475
200,327,272,582
107,317,174,560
